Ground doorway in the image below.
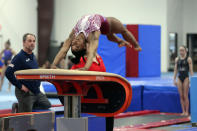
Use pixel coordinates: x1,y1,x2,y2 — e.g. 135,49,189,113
187,33,197,72
168,33,178,71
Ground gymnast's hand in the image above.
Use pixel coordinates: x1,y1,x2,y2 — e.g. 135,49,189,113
51,64,58,69
21,85,29,93
134,45,142,51
173,80,177,86
76,67,88,71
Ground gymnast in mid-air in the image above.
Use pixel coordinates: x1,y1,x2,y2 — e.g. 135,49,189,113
51,14,141,70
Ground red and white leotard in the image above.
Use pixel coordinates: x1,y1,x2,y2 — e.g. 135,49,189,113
74,14,109,38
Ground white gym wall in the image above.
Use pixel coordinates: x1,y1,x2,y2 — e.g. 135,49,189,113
0,0,38,56
167,0,197,48
1,0,197,72
52,0,168,72
182,0,197,44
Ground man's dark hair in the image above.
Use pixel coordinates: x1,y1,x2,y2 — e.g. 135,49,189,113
23,33,36,42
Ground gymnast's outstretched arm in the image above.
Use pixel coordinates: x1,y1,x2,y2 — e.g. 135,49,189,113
78,31,100,70
51,30,74,68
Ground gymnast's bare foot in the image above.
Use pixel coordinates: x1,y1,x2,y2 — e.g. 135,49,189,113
134,44,142,51
185,112,190,117
118,40,132,48
180,112,185,116
118,40,142,51
188,116,191,120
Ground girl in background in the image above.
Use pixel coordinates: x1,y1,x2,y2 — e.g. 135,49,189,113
0,40,16,92
173,45,193,116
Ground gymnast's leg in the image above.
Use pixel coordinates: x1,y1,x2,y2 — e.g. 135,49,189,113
106,17,141,51
183,77,190,116
177,78,185,115
0,65,6,91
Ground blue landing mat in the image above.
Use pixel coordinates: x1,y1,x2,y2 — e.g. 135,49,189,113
127,76,175,87
127,77,182,113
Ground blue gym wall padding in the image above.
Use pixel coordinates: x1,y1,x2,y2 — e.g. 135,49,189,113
97,35,126,77
190,77,197,123
138,25,161,77
97,24,161,77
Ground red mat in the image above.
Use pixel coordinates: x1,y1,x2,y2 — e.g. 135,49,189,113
114,112,190,131
114,128,165,131
135,117,190,129
115,110,160,119
0,109,11,114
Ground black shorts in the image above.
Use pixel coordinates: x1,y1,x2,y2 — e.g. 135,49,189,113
178,75,189,83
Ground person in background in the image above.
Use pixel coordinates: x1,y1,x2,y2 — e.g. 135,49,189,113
0,40,16,92
5,33,51,113
173,45,193,116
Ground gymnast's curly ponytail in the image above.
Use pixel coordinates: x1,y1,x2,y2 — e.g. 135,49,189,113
71,55,81,64
71,49,86,64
